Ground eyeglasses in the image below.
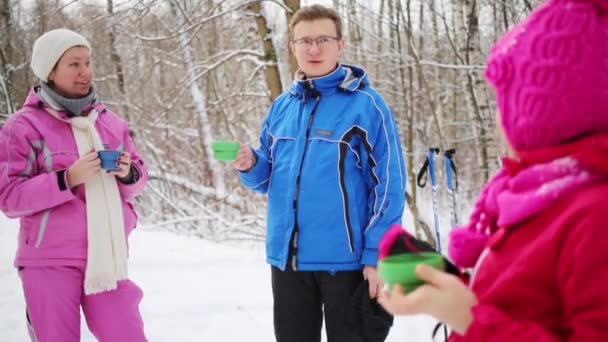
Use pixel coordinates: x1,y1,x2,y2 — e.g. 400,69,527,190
291,36,340,51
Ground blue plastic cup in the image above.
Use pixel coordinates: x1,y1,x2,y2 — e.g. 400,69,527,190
98,150,121,171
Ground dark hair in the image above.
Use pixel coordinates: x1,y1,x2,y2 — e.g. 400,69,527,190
289,5,342,39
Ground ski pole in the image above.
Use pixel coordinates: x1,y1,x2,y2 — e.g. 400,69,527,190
443,149,458,228
416,147,441,251
418,148,449,342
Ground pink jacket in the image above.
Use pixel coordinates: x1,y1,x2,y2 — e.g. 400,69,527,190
450,184,608,341
0,88,148,268
449,135,608,341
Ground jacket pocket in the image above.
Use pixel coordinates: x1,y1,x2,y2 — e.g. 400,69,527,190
32,200,87,249
268,126,297,163
46,151,79,173
123,201,138,237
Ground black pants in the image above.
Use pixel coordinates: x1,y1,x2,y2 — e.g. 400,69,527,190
271,266,365,342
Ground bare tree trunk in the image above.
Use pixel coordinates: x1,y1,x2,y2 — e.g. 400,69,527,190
249,1,283,101
492,0,499,41
428,0,445,148
0,0,14,119
284,0,300,78
347,0,362,63
464,0,480,64
464,0,490,181
405,3,445,150
417,0,424,53
429,0,439,52
400,0,435,245
106,0,131,123
388,0,395,49
170,0,227,199
375,0,385,78
35,0,48,35
501,1,510,31
454,0,466,54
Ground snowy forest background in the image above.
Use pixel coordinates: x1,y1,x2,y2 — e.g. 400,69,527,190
0,0,543,246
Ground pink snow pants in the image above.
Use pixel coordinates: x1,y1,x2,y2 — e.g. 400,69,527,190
19,266,147,342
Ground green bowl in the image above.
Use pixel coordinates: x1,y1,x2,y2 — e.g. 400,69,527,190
378,252,445,292
211,141,240,161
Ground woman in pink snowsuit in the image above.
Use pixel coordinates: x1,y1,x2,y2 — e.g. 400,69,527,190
378,0,608,341
0,29,148,341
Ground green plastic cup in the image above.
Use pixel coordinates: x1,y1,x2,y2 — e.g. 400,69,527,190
211,141,240,161
378,252,445,292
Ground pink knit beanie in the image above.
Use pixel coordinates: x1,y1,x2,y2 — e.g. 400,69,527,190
485,0,608,152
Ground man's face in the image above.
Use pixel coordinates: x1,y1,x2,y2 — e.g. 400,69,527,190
290,18,344,78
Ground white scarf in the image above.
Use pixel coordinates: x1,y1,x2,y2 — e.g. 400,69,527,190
46,108,128,295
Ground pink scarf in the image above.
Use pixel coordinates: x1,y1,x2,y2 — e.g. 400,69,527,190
448,134,608,268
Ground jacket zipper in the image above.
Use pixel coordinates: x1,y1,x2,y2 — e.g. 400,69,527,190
469,247,491,288
289,80,321,271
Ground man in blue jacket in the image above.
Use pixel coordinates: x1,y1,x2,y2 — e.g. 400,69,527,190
233,4,406,342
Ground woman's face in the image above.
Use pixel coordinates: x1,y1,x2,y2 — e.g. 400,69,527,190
47,46,93,98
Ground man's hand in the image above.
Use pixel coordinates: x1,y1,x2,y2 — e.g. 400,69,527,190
232,144,255,171
363,265,383,299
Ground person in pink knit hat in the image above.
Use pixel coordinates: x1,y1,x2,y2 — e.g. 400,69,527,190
0,29,148,341
378,0,608,340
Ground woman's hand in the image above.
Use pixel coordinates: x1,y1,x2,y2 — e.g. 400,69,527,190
108,151,132,179
67,151,101,188
377,264,478,335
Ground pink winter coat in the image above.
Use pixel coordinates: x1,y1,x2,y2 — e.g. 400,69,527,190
0,88,148,268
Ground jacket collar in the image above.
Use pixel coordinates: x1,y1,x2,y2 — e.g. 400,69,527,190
287,64,369,97
22,86,107,120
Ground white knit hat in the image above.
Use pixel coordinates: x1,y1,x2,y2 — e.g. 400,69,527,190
30,28,92,82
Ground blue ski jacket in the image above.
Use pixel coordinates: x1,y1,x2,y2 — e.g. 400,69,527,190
239,64,406,271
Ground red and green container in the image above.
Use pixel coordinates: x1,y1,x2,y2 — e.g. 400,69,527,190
378,252,445,292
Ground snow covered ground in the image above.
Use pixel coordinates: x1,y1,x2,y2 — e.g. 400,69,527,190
0,215,439,341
